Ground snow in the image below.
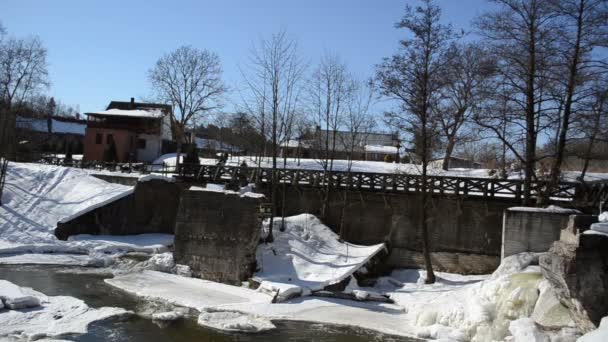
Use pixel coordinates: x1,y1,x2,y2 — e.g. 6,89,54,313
254,214,385,294
0,279,41,309
145,252,175,273
364,145,398,154
152,153,185,167
599,212,608,222
0,163,133,245
86,108,164,119
508,317,549,342
578,317,608,342
105,270,273,310
188,184,265,199
507,205,581,214
198,309,276,332
138,174,175,183
151,310,184,321
0,280,129,340
0,162,172,265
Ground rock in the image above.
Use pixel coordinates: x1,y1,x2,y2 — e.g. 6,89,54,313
540,233,608,333
560,215,598,244
531,280,573,328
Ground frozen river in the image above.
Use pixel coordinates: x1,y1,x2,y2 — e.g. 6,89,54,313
0,265,417,342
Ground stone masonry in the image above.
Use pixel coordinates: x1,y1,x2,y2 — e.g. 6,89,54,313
173,189,264,284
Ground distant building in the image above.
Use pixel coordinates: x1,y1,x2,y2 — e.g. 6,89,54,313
281,127,399,162
194,137,242,157
16,115,87,155
430,156,483,169
83,98,172,163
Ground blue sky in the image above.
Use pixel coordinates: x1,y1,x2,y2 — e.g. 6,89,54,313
2,0,492,118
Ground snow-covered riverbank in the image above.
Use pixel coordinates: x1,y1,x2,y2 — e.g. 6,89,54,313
0,163,173,266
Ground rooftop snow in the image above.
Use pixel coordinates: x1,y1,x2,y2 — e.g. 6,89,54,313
16,117,86,135
364,145,398,154
86,108,165,119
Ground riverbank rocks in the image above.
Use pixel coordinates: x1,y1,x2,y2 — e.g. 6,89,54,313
540,220,608,333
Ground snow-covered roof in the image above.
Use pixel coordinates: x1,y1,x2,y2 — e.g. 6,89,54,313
283,139,311,148
364,145,398,154
17,117,86,135
86,108,165,119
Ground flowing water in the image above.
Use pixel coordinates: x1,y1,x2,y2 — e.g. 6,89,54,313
0,265,418,342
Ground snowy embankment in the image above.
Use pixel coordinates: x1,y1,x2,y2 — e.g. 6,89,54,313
0,163,173,265
0,279,128,340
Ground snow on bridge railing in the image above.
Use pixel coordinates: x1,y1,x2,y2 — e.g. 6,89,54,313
176,163,607,205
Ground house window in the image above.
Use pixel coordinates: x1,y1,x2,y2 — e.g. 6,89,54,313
106,134,114,145
95,133,102,145
137,139,146,149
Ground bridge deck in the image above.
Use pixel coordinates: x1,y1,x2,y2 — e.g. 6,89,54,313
176,164,608,206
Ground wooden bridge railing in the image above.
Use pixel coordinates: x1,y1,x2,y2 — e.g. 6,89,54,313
176,164,608,205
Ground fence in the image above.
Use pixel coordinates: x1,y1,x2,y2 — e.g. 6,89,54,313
175,164,608,205
28,155,608,206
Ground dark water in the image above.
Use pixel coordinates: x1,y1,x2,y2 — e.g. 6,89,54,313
0,265,417,342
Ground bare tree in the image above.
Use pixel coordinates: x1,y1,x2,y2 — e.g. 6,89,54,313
476,0,563,205
241,31,306,242
308,53,354,217
578,78,608,180
435,43,495,170
148,45,226,170
0,34,49,159
338,80,376,238
542,0,608,202
376,0,454,284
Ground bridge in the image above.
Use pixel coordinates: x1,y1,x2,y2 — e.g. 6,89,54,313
175,164,608,206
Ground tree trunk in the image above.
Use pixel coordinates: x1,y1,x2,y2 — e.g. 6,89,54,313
441,136,456,171
543,0,584,204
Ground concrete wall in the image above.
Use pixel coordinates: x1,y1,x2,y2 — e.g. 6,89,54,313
274,187,512,274
173,189,264,284
501,207,580,259
55,179,181,239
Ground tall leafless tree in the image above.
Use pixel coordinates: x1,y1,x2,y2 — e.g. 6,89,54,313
241,30,306,241
376,0,454,284
542,0,608,202
476,0,561,205
435,43,495,170
338,80,376,239
578,78,608,180
308,53,354,217
0,32,49,159
148,45,226,170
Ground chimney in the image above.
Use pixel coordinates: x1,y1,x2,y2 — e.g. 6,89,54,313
130,97,135,109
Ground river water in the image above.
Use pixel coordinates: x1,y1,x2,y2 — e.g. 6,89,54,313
0,265,418,342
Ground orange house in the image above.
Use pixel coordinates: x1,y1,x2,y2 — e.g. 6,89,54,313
83,98,172,163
